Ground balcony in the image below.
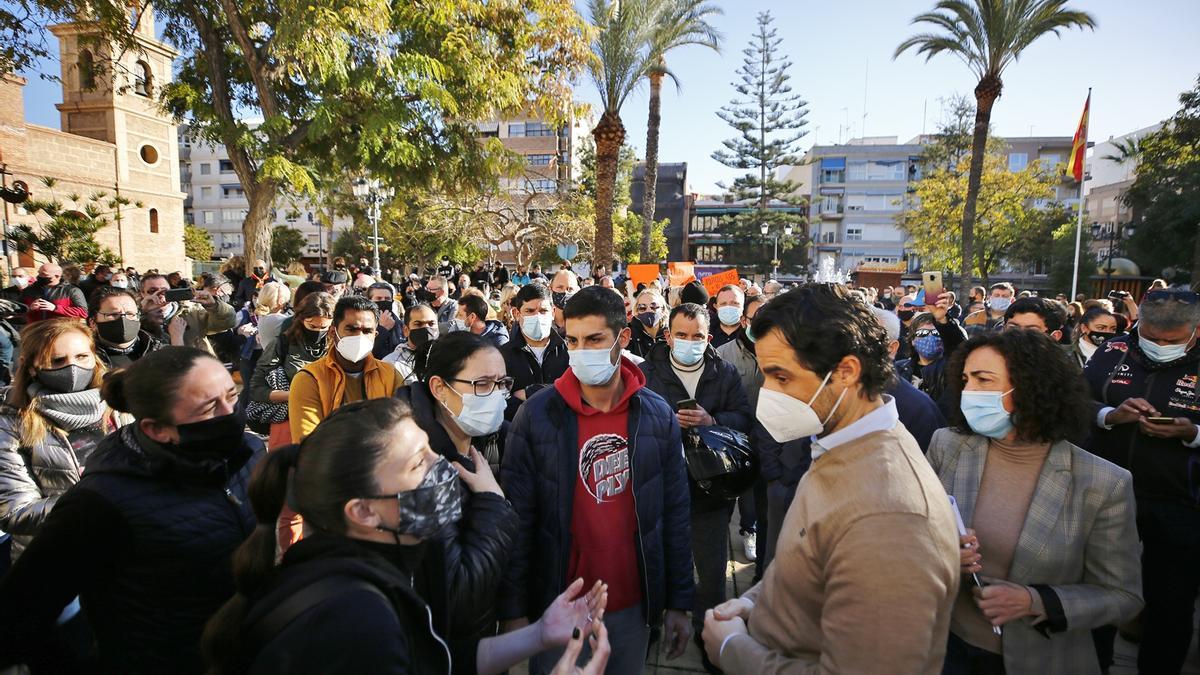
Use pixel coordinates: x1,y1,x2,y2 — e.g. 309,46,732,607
819,205,844,219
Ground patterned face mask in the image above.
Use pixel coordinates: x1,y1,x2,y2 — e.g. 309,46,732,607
913,331,944,360
369,456,463,541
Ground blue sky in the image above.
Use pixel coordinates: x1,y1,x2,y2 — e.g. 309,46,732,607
19,0,1200,193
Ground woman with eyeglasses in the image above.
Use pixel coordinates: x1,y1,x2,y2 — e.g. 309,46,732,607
88,285,164,368
627,289,668,359
393,333,522,669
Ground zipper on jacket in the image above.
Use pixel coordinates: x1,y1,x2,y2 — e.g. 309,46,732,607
425,604,453,671
627,399,652,628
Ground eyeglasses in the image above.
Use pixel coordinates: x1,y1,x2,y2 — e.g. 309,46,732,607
1145,290,1198,304
97,311,141,321
913,329,938,338
449,377,514,397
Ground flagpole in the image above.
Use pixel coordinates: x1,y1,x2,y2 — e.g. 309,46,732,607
1070,88,1091,301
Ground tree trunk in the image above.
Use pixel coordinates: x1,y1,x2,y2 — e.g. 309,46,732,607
592,111,626,269
243,182,277,274
1192,218,1200,290
642,69,664,263
961,80,999,298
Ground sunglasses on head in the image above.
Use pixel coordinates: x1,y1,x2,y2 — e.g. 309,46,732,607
1145,290,1198,304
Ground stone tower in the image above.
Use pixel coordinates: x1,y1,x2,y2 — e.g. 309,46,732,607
12,5,189,271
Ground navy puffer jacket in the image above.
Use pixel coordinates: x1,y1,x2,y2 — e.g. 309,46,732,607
498,369,694,624
637,342,753,511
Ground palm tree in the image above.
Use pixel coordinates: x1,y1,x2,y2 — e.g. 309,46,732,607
640,0,722,262
586,0,660,268
895,0,1096,296
1101,136,1142,166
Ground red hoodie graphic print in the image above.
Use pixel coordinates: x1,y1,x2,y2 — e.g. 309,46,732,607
557,359,645,614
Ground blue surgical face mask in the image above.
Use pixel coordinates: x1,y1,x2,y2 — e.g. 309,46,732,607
569,339,621,386
716,306,742,326
989,297,1012,313
521,312,553,342
1139,331,1195,364
671,338,706,366
959,389,1015,440
913,334,944,360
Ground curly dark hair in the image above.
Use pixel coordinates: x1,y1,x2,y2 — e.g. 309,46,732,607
750,283,894,398
946,329,1092,443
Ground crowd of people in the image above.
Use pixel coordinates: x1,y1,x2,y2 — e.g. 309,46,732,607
0,253,1196,675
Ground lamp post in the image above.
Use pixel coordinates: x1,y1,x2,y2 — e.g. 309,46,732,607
760,222,794,278
352,177,392,274
1090,221,1136,295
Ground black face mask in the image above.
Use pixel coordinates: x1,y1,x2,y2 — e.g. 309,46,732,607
34,276,52,287
415,289,437,304
552,291,573,309
172,408,247,457
1087,330,1118,346
375,300,393,314
897,310,915,322
97,316,141,345
409,326,437,347
253,267,266,277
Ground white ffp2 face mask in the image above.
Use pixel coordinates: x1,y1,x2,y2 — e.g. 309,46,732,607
755,370,847,443
335,331,375,363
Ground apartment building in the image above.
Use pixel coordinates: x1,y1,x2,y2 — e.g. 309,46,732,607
787,135,1076,285
179,126,352,261
1083,124,1162,263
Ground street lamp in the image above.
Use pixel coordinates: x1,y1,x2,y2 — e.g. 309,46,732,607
1090,221,1137,295
352,177,393,274
760,222,794,278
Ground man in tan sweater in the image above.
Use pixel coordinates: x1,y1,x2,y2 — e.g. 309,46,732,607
703,284,961,674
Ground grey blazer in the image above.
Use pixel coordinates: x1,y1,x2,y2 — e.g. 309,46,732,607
927,428,1143,675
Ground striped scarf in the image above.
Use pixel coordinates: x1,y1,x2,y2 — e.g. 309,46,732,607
28,384,106,431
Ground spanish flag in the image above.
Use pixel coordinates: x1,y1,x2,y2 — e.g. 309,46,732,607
1066,90,1090,183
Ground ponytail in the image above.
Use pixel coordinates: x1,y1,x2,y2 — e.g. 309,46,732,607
202,400,417,673
201,444,299,673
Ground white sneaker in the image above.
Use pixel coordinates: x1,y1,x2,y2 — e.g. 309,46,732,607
743,532,757,562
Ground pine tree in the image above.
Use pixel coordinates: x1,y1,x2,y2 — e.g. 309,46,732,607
711,11,809,272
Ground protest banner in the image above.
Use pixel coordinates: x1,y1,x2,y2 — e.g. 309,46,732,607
627,264,661,287
701,268,740,297
667,262,696,287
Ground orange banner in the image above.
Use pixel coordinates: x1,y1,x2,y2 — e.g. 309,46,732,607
627,264,661,287
667,261,696,287
701,268,740,297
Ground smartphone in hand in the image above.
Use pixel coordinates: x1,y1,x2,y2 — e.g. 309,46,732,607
677,398,699,411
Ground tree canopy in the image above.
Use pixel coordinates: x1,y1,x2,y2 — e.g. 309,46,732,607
1122,75,1200,286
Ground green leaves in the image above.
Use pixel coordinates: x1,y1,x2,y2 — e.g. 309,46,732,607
184,224,215,260
13,178,124,264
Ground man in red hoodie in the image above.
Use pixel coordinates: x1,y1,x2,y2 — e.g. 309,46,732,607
501,286,694,674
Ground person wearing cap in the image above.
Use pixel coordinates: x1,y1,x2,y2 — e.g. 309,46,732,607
320,269,349,299
1083,287,1200,674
